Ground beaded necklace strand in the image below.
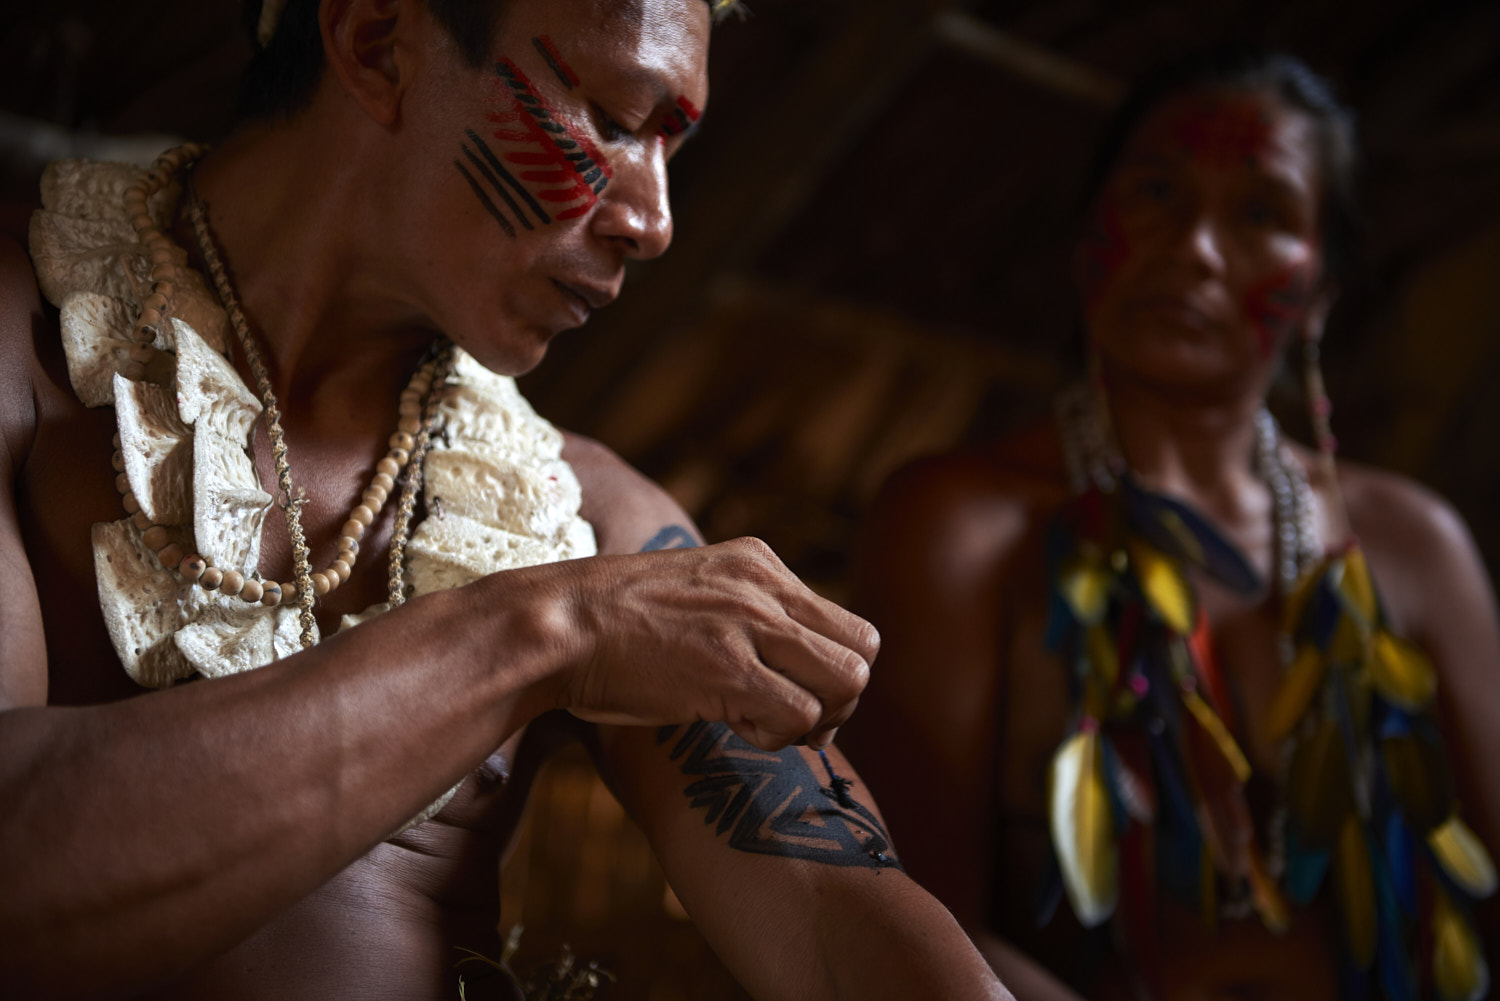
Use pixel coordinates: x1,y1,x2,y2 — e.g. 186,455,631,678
116,144,451,649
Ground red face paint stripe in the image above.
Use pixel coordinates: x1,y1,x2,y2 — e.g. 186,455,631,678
659,95,703,138
488,59,614,224
1244,261,1316,358
1168,101,1275,169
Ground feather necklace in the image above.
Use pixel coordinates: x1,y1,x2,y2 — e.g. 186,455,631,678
1041,380,1494,1001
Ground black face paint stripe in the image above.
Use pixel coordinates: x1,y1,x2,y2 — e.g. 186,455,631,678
464,128,551,226
533,35,579,90
460,144,536,233
454,158,516,238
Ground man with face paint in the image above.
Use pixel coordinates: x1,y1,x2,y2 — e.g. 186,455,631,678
846,48,1500,1001
0,1,1012,998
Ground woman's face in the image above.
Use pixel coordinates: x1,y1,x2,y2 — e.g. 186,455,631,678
1078,88,1327,398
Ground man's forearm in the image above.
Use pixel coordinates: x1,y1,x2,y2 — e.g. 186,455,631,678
0,570,568,998
810,877,1017,1001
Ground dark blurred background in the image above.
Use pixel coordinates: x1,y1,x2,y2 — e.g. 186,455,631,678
4,0,1499,996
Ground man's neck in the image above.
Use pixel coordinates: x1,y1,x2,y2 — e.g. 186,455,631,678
185,115,438,421
1100,367,1271,530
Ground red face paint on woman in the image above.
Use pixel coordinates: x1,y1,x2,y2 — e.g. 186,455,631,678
1078,90,1325,393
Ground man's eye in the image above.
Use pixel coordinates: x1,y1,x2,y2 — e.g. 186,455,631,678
592,105,630,142
1243,197,1290,229
1138,176,1174,202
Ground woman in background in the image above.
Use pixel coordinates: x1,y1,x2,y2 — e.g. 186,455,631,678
846,46,1499,1001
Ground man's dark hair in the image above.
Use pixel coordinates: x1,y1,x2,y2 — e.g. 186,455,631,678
238,0,506,120
238,0,742,123
1081,45,1361,284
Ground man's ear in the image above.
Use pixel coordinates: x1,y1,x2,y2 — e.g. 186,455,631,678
320,0,425,127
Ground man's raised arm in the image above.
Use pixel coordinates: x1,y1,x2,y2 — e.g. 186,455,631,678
566,434,1011,1001
0,240,874,998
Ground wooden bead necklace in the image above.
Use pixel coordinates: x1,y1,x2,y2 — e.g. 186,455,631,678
116,144,451,649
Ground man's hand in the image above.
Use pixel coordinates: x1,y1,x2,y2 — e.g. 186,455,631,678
557,537,877,750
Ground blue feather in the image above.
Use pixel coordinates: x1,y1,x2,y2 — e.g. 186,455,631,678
1146,725,1201,901
1285,827,1332,905
1044,588,1077,655
1101,734,1130,834
1373,836,1417,1001
1382,812,1419,917
1034,845,1064,928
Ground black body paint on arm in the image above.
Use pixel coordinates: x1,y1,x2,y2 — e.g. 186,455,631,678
656,722,902,870
641,524,699,551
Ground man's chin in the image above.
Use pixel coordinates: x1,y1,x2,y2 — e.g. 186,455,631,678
450,326,558,377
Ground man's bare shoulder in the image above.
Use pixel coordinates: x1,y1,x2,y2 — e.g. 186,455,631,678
867,421,1071,563
0,233,44,467
1334,457,1492,636
560,430,702,555
1338,458,1472,561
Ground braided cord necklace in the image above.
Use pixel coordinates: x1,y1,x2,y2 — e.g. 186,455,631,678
117,144,452,649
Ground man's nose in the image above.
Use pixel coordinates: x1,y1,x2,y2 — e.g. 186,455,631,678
591,142,673,261
1175,210,1228,278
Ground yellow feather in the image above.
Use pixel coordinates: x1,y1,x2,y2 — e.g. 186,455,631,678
1434,888,1490,1001
1382,731,1454,833
1047,731,1117,928
1429,815,1499,899
1086,624,1119,688
1287,719,1354,850
1060,547,1110,626
1334,815,1377,970
1083,625,1118,720
1128,539,1194,635
1329,612,1369,666
1247,846,1291,934
1281,558,1327,635
1182,689,1252,783
1368,630,1437,711
1264,643,1327,744
1337,546,1379,625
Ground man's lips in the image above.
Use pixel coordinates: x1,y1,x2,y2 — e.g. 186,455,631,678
1127,294,1226,331
552,279,618,312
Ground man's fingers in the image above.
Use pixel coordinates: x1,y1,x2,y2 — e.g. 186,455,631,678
752,623,868,733
804,725,839,751
777,587,881,669
719,537,880,666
